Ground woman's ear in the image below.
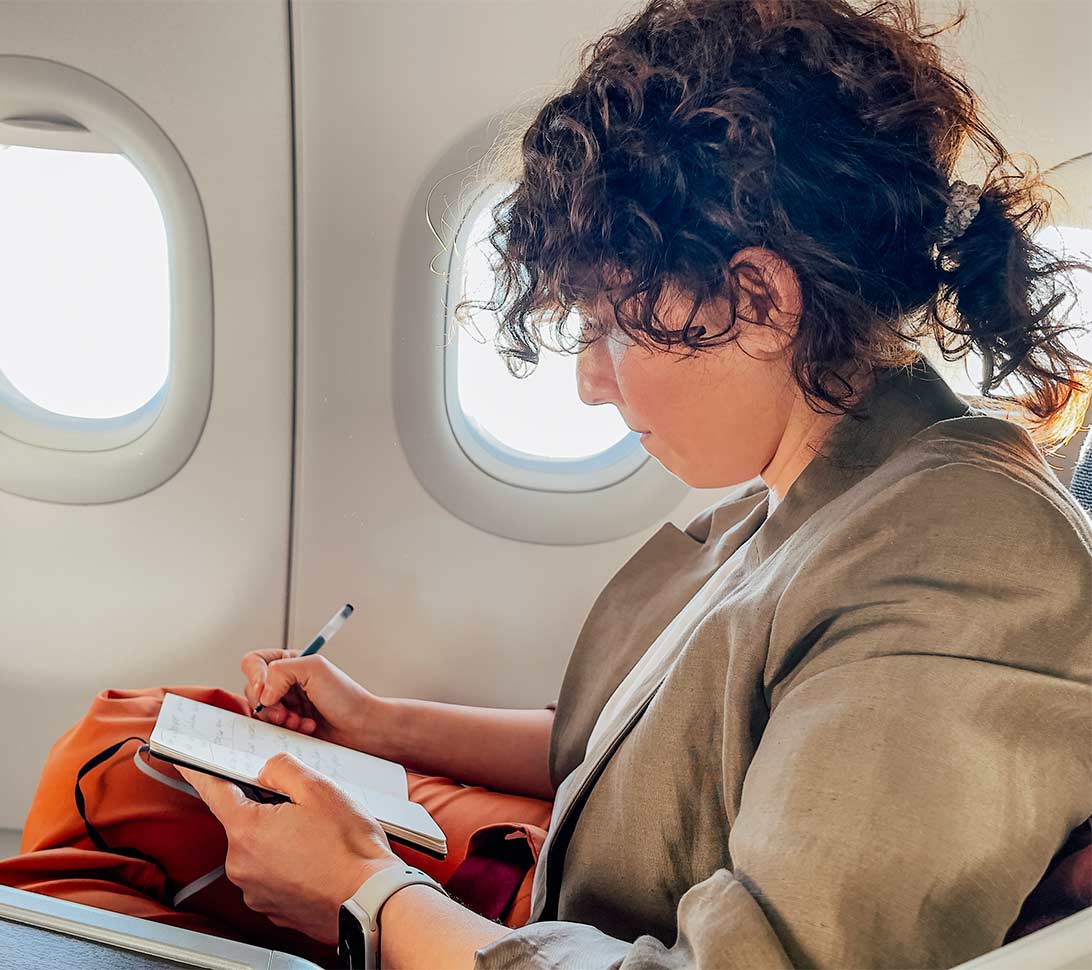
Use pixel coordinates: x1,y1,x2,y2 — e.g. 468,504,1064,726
727,246,802,358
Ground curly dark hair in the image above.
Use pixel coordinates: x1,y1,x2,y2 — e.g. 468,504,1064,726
454,0,1091,449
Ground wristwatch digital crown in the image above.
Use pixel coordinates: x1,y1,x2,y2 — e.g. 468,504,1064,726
337,864,446,969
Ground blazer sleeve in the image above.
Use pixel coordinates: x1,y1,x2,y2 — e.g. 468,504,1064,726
474,464,1092,970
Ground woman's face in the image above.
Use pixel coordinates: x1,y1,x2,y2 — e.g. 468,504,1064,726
574,250,802,490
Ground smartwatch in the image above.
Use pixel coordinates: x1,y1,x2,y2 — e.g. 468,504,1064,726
337,864,446,969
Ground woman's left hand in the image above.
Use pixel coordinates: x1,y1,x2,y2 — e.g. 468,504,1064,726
178,753,401,944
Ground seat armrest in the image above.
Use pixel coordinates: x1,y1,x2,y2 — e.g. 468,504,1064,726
0,884,321,969
948,907,1092,970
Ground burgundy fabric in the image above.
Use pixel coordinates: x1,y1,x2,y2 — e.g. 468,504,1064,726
445,825,540,924
1005,817,1092,943
446,851,529,921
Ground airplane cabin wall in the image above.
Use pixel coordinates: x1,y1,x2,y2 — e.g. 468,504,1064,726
0,2,295,829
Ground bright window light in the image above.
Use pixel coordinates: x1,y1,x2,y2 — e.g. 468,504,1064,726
0,144,169,419
455,191,630,461
943,225,1092,396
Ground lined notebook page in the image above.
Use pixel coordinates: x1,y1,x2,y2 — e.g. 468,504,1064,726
151,693,408,800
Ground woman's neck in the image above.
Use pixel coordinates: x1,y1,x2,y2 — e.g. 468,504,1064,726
762,366,875,509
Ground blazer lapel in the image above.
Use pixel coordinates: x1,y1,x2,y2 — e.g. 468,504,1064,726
533,496,769,921
549,485,770,787
530,672,668,922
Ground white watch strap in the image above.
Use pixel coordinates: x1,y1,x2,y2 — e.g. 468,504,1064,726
342,864,445,969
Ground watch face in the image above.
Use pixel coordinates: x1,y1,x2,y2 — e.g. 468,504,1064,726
338,904,368,969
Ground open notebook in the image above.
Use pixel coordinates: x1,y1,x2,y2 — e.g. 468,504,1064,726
148,693,446,857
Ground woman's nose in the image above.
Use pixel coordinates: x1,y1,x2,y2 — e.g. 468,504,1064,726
576,340,619,408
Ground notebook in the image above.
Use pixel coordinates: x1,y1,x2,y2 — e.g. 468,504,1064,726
148,693,447,857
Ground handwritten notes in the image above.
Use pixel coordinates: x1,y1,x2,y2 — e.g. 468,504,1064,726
151,693,407,801
150,694,446,853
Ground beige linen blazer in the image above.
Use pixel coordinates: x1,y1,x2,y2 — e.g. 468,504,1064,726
475,356,1092,970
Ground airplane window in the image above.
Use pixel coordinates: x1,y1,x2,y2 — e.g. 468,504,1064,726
397,174,688,543
445,183,647,495
454,188,631,462
941,225,1092,397
0,54,212,504
0,143,169,419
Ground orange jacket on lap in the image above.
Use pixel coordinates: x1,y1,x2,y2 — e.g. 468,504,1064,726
0,686,552,965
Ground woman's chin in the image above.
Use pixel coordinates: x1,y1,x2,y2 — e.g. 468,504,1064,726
641,438,687,483
648,446,755,490
643,437,718,489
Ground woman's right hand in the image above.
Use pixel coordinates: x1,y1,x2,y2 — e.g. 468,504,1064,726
241,649,379,751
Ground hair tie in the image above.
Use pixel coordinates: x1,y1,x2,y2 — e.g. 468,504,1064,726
936,179,982,247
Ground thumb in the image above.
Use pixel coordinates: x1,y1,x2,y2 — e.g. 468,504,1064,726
257,751,323,802
177,766,253,825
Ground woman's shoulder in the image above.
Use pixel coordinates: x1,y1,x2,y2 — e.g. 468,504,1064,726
778,411,1092,625
868,411,1092,553
770,413,1091,691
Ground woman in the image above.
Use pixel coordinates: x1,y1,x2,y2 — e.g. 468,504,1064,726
180,0,1092,967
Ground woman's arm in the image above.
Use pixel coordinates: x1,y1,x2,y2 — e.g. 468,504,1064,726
380,884,508,970
242,650,556,799
370,699,556,801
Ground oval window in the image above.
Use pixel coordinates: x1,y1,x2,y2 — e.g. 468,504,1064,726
0,55,213,504
0,142,169,420
446,183,645,492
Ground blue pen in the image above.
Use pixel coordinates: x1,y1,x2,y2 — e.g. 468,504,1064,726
253,603,354,714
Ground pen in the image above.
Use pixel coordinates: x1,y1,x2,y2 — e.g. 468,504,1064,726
253,603,354,714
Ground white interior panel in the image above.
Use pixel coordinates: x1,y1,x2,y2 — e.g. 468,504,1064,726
0,2,294,828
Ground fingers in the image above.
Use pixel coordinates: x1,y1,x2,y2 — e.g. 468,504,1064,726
290,688,317,723
278,706,318,735
273,684,310,719
279,687,317,734
257,656,327,712
241,651,325,736
258,697,317,735
257,752,325,803
240,648,287,689
177,767,254,825
241,649,300,709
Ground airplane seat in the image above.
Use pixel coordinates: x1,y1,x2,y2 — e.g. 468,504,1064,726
1069,425,1092,515
949,424,1092,968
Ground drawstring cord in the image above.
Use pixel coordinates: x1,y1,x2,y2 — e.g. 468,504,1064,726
74,736,227,907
